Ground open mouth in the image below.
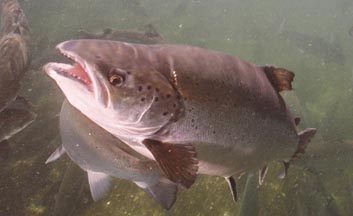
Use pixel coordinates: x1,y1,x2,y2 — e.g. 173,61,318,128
44,49,92,89
44,40,111,108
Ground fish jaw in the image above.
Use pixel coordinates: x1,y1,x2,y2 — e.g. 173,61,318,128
44,41,111,110
44,62,98,118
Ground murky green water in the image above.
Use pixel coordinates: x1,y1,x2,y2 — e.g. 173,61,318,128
1,0,353,215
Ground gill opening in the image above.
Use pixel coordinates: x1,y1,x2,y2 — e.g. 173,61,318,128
134,92,156,124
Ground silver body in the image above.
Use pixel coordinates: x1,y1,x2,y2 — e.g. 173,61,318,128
60,100,165,187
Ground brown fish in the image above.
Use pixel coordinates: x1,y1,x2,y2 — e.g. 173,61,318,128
44,40,316,195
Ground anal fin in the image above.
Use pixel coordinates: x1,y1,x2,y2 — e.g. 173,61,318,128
142,139,198,189
225,176,237,203
87,171,112,201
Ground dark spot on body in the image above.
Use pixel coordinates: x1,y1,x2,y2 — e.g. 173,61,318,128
147,85,152,90
166,94,171,98
213,130,216,134
138,86,143,91
163,112,168,116
173,103,177,108
127,71,131,75
155,88,160,92
141,97,145,102
191,119,194,123
155,97,159,102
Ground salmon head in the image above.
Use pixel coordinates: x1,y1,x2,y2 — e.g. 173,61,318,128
44,40,183,137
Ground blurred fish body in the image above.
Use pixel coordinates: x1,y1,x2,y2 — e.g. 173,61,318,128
282,31,345,64
238,174,259,216
0,99,36,142
44,39,316,191
77,24,165,44
0,0,30,111
0,33,29,111
0,0,30,39
47,101,177,210
53,161,87,216
0,0,35,148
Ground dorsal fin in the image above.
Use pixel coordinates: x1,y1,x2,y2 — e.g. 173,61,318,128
262,65,295,92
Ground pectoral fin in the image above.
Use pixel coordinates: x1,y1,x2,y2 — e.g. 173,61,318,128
225,176,237,203
45,146,65,164
87,171,112,201
142,139,198,189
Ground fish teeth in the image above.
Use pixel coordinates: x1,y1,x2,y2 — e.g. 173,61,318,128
55,66,89,85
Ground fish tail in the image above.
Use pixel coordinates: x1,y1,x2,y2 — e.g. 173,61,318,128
279,128,317,178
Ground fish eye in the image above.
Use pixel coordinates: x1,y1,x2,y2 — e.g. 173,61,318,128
108,68,126,86
109,74,124,86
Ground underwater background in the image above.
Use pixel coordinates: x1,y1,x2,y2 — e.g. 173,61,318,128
1,0,353,215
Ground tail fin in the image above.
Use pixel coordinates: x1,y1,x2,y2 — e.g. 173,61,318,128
279,128,317,178
137,178,178,210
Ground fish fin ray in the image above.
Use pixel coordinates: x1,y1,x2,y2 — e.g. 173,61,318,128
45,146,66,164
262,65,295,92
87,171,112,201
225,176,238,203
258,165,268,185
142,139,198,189
137,178,178,210
296,128,317,155
278,128,316,179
